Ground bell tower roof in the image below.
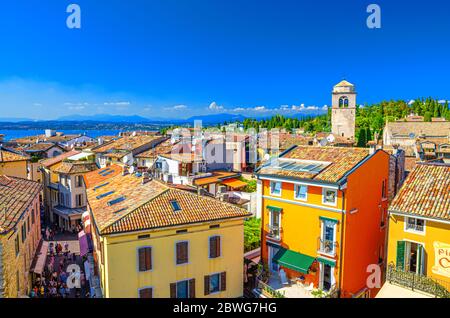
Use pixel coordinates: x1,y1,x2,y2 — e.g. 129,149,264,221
333,80,355,94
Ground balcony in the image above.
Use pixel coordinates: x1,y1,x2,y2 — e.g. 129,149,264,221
317,238,338,256
386,263,450,298
266,225,282,241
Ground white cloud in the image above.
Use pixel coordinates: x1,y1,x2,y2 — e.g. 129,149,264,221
164,104,188,111
254,106,267,112
103,101,130,106
208,101,224,111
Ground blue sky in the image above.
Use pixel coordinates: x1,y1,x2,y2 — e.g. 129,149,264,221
0,0,449,119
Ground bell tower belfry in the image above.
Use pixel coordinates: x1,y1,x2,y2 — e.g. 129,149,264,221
331,80,356,139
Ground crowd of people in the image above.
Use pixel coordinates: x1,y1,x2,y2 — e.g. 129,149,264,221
29,225,89,298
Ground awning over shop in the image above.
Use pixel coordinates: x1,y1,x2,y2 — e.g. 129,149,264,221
78,230,93,257
30,240,49,275
273,248,315,274
221,178,248,189
53,206,86,220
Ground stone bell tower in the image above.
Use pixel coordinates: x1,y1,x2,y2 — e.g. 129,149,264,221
331,80,356,139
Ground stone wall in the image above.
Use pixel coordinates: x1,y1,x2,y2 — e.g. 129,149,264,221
331,108,356,139
0,195,41,298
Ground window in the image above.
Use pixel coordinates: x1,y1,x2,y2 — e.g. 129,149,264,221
21,224,26,243
204,272,226,295
381,179,387,199
27,216,31,233
323,189,337,206
294,184,308,201
319,219,337,255
268,208,281,240
76,194,83,207
15,236,20,256
269,181,282,196
171,279,195,298
339,96,349,108
138,247,152,271
170,200,182,212
209,236,221,258
75,175,83,188
176,241,189,265
31,209,35,225
139,287,153,298
405,217,425,233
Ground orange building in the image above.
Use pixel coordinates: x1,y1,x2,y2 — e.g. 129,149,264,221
256,146,390,298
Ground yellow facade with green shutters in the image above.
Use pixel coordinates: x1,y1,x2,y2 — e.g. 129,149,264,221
92,218,246,298
387,213,450,285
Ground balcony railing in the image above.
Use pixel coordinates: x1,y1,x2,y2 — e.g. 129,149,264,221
387,263,450,298
405,223,424,232
255,279,285,298
317,238,338,256
266,225,281,241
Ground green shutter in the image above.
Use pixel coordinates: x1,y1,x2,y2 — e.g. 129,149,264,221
319,216,338,224
267,206,282,213
396,241,405,270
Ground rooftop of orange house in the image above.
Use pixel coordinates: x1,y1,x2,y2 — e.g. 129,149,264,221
0,146,29,163
0,176,42,234
91,135,166,153
193,171,241,186
257,145,374,183
389,163,450,222
85,168,250,235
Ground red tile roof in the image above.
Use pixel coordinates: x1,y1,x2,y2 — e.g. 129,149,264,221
390,163,450,221
0,176,42,233
40,150,80,168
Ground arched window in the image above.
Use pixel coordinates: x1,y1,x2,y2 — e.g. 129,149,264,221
339,96,349,108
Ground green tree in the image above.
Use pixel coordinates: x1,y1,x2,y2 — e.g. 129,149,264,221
244,218,261,252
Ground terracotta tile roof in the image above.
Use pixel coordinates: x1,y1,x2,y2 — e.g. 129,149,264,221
51,162,98,175
24,143,61,152
385,122,450,138
258,146,371,183
194,171,240,186
83,164,123,188
11,135,46,145
102,187,251,235
390,163,450,221
91,136,166,153
0,147,29,163
40,150,80,168
0,176,42,233
86,168,250,235
135,140,175,159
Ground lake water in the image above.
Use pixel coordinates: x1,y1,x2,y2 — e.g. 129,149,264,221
0,129,123,141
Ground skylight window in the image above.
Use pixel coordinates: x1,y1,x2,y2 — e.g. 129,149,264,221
108,196,126,206
93,182,109,191
275,159,330,174
98,168,111,175
96,191,115,200
170,200,182,212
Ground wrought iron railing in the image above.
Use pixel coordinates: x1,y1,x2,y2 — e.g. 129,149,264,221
387,263,450,298
317,238,338,256
266,225,281,240
256,279,285,298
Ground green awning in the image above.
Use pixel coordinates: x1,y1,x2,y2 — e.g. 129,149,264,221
319,216,338,223
267,205,282,213
273,248,315,274
317,257,336,267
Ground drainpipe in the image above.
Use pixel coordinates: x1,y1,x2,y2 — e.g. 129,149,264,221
337,187,346,298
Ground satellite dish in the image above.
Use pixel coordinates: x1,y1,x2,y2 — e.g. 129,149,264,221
128,166,135,174
264,154,270,161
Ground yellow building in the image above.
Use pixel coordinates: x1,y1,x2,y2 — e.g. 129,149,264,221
0,176,42,298
387,163,450,297
0,147,29,179
84,166,251,298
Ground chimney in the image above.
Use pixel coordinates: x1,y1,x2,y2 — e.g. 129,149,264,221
141,172,151,184
368,141,377,155
392,144,399,156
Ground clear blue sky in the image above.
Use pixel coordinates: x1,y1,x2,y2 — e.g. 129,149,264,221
0,0,449,119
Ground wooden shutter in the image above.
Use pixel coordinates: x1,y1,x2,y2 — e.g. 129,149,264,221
220,272,226,291
204,275,210,296
209,237,215,258
396,241,405,270
139,288,153,298
177,242,188,264
189,279,196,298
170,283,177,298
138,248,145,271
145,248,152,270
216,237,221,257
